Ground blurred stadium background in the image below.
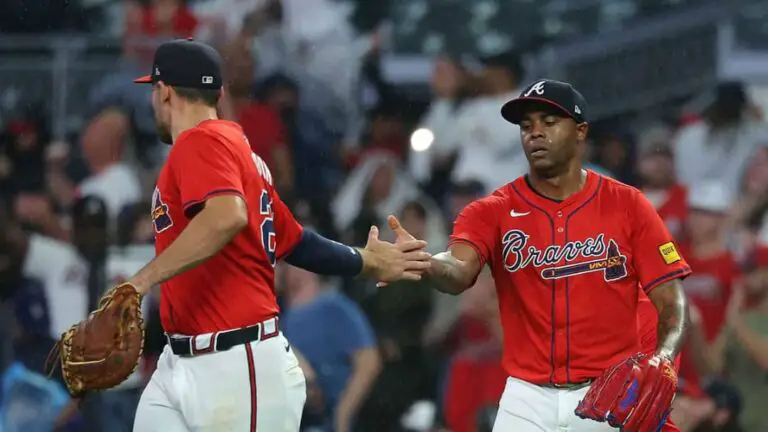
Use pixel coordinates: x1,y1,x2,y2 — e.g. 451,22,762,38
0,0,767,431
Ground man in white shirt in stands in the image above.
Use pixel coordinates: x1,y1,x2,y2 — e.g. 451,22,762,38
674,81,768,198
77,108,143,223
4,195,154,431
411,52,529,193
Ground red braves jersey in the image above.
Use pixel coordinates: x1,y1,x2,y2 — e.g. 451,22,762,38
450,171,691,385
152,120,302,334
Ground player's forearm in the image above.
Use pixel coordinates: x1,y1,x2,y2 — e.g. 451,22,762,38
129,204,247,295
285,230,364,276
650,280,689,359
423,251,476,295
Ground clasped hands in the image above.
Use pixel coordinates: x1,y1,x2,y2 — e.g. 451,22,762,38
360,215,432,284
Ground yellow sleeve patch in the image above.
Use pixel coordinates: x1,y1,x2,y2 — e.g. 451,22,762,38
658,242,681,265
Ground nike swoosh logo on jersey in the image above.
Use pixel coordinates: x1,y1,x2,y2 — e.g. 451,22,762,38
510,210,530,217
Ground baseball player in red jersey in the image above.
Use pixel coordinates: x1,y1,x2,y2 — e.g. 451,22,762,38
388,80,690,431
126,39,431,431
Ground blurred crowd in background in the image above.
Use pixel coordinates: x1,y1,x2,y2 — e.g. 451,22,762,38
0,0,767,431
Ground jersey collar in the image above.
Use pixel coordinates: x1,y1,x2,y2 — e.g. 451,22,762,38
512,169,601,214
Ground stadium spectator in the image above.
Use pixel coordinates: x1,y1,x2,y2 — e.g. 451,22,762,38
333,152,445,249
442,270,505,432
637,127,688,241
140,0,198,38
0,119,47,196
258,73,343,202
77,109,142,224
280,264,381,432
221,38,294,196
681,182,741,341
674,81,768,197
592,127,637,184
451,51,528,192
686,247,768,431
409,56,476,192
357,201,436,432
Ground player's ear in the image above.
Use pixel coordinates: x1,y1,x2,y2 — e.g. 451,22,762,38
576,122,589,142
155,81,171,103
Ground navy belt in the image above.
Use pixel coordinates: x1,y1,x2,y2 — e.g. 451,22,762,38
541,379,593,390
167,317,280,357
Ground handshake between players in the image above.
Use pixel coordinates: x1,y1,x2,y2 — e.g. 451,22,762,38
363,215,431,286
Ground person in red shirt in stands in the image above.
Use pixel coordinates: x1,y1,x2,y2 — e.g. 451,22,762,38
221,37,294,195
680,181,741,341
637,131,688,241
668,181,741,429
123,0,198,64
141,0,198,37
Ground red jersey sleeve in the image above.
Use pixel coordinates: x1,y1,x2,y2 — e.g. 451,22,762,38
449,197,500,268
629,190,692,293
272,191,303,259
171,130,245,214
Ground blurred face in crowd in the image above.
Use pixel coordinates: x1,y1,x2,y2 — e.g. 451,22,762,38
638,151,675,189
597,136,628,173
370,114,405,144
7,121,41,153
82,109,128,170
481,65,515,95
265,85,299,118
518,105,587,178
706,96,745,128
399,203,427,240
431,57,467,98
368,162,395,204
73,217,108,260
685,209,725,243
223,39,255,98
742,147,768,195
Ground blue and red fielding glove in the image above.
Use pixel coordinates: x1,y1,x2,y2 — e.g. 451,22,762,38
575,353,677,432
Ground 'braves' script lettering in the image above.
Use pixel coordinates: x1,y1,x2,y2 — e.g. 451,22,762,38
502,229,628,282
502,230,606,272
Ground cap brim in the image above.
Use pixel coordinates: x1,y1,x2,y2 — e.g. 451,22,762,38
501,97,576,124
133,75,153,84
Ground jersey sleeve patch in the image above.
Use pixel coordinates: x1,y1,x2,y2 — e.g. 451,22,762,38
152,187,173,233
658,242,681,265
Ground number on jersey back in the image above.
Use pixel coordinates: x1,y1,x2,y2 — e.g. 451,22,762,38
252,153,277,266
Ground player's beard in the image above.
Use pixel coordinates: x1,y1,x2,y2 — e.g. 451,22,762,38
529,146,575,179
156,119,173,145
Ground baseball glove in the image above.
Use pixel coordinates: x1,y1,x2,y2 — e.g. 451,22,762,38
575,352,677,432
46,282,145,398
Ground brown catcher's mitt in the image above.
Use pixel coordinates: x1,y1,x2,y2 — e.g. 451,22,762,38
47,282,145,398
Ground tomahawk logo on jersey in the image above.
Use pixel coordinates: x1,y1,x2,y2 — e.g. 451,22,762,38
450,172,691,385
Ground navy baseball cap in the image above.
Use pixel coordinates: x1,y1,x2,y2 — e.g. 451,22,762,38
134,38,223,90
501,79,588,125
